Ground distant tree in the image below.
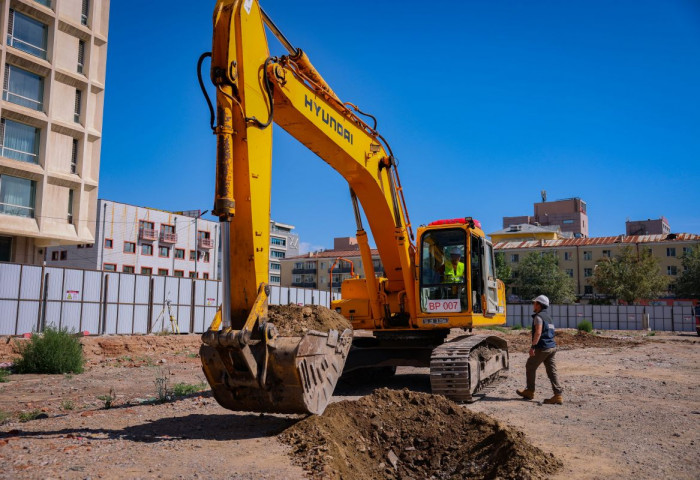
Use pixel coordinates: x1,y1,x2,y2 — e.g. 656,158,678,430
592,246,668,304
512,252,575,304
495,252,513,288
674,245,700,299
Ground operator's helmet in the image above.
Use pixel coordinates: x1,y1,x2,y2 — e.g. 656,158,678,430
449,246,462,257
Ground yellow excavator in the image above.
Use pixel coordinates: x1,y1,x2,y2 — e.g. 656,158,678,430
199,0,509,415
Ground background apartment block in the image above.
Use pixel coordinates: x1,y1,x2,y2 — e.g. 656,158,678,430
280,237,383,293
494,233,700,300
268,220,299,286
47,199,219,278
0,0,109,264
504,196,588,237
626,217,670,236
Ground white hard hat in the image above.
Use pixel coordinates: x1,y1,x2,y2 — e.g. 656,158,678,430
449,247,461,255
532,294,550,307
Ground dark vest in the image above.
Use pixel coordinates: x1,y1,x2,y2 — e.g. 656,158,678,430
532,309,556,349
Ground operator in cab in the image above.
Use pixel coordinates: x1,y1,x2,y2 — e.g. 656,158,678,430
443,247,465,283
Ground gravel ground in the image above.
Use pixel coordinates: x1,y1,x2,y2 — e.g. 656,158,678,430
0,330,698,479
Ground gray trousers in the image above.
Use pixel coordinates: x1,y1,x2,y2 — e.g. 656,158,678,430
526,347,563,395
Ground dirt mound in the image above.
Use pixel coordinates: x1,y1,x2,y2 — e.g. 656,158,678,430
504,330,641,353
280,388,561,479
268,305,352,337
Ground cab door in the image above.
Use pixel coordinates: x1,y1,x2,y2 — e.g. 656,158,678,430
482,240,499,315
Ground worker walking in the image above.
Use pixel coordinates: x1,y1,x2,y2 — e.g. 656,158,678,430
516,294,563,404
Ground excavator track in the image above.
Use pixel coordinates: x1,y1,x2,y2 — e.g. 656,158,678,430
430,335,509,403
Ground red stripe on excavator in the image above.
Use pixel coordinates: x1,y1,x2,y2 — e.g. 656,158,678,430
428,218,481,229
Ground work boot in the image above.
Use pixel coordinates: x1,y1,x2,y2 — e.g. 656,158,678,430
543,394,563,405
516,388,535,400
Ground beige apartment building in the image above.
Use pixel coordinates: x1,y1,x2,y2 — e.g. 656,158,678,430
280,237,383,294
0,0,109,264
494,233,700,299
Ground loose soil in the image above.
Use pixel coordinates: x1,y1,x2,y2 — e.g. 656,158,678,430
267,305,352,336
280,388,562,479
0,329,698,479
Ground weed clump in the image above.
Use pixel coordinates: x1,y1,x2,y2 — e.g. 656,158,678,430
14,326,85,374
577,320,593,333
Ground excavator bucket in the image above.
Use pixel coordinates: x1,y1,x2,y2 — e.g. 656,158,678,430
201,325,352,415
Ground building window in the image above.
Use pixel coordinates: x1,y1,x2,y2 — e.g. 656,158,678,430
103,263,116,271
584,286,593,295
270,263,280,271
3,65,44,110
67,189,74,224
666,247,676,257
584,268,593,277
564,252,572,261
71,139,78,174
510,254,519,263
158,268,168,276
141,267,152,275
81,0,89,26
74,89,82,123
202,273,209,279
271,237,286,246
602,250,611,258
77,40,85,74
0,118,40,164
203,252,210,262
189,271,197,278
51,251,58,260
270,275,281,283
60,250,67,260
104,238,113,249
123,242,135,254
294,262,303,269
175,248,185,259
562,219,574,224
270,250,285,258
667,265,677,276
122,265,134,273
683,247,692,255
35,0,51,7
7,10,48,59
174,270,184,277
293,275,302,283
141,244,153,256
565,269,574,278
159,246,170,257
189,250,197,261
139,220,154,231
583,251,592,261
0,174,35,218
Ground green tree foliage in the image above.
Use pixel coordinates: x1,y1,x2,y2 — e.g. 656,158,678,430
674,244,700,299
592,246,668,304
14,326,85,374
513,252,575,304
495,252,513,287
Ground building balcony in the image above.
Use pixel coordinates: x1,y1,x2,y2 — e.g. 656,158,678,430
292,268,317,274
292,282,316,289
159,231,178,244
198,238,214,249
328,266,352,273
139,228,157,242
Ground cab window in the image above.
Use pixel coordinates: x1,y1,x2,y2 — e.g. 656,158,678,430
419,229,468,314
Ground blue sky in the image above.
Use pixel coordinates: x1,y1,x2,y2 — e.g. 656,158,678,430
100,0,700,252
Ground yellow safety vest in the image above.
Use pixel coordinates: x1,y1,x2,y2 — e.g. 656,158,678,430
444,261,465,283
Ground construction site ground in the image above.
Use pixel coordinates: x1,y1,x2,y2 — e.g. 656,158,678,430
0,329,698,479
